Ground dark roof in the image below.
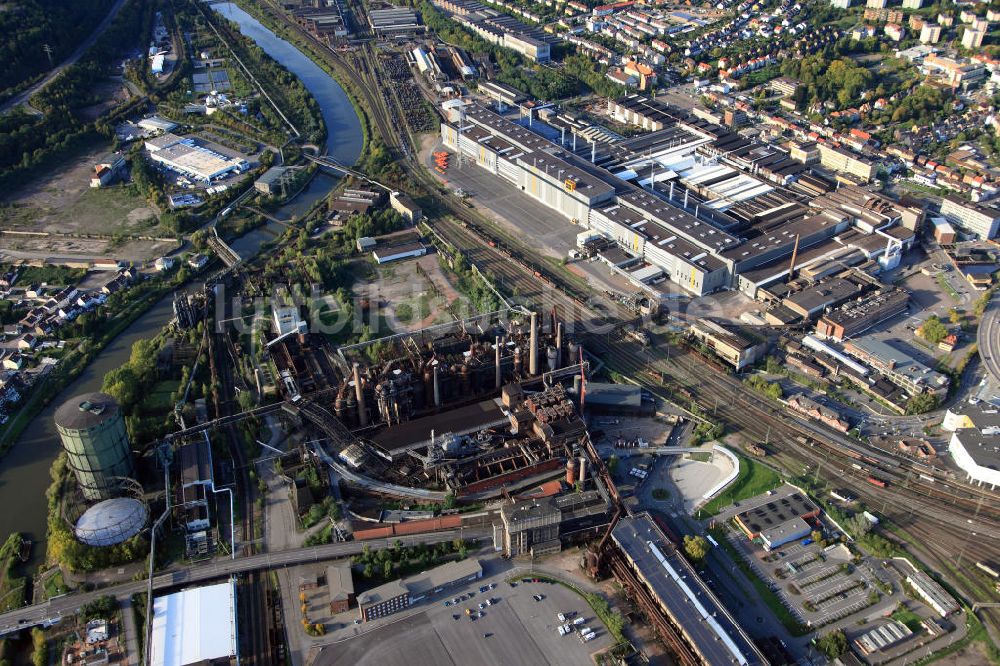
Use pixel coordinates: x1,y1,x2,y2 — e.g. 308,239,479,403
736,492,818,534
54,392,120,430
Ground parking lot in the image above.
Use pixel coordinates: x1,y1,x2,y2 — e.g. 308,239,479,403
314,567,612,666
723,523,894,630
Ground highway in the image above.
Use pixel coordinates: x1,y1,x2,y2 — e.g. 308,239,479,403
977,291,1000,386
0,528,486,638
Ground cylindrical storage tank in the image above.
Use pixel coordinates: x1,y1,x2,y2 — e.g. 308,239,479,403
55,393,134,501
546,346,558,372
578,456,587,484
566,457,577,485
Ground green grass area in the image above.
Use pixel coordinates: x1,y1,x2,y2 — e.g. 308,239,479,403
42,570,68,600
936,273,961,300
687,452,713,463
0,533,27,612
144,379,181,412
698,453,781,517
709,526,809,636
2,263,87,286
891,607,924,633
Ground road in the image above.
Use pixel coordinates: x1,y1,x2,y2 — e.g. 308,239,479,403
0,0,131,114
0,528,488,638
977,291,1000,386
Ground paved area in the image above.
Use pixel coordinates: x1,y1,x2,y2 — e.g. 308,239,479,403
311,558,613,666
669,453,733,514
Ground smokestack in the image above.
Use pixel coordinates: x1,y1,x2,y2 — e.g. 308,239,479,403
789,234,800,279
555,322,563,369
683,189,689,209
566,458,577,485
669,181,674,200
578,456,587,484
433,363,441,407
528,312,538,377
529,311,539,376
591,141,596,163
573,133,577,152
561,126,566,146
495,336,502,389
353,363,367,427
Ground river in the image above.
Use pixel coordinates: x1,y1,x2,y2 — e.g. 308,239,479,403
0,3,363,568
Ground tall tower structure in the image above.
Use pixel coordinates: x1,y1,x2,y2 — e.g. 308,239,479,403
55,393,135,501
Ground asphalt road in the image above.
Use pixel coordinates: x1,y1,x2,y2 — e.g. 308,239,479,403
0,528,489,637
977,291,1000,386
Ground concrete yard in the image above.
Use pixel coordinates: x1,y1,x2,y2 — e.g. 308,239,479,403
313,565,613,666
669,451,734,514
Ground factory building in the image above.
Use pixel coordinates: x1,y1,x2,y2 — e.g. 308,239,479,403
368,6,423,37
815,287,909,341
687,319,768,370
844,337,950,396
55,393,135,501
497,490,611,557
906,569,959,616
612,514,766,665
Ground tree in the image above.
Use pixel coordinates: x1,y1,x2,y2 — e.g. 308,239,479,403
30,628,46,666
683,534,710,563
906,392,939,415
363,563,374,579
443,491,456,510
383,560,393,579
810,530,823,544
918,315,948,344
949,308,963,325
815,629,847,659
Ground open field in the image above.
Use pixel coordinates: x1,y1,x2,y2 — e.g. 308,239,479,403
0,139,161,237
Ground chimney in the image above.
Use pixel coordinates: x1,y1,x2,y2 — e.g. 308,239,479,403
529,311,539,376
561,126,566,146
555,322,563,370
573,133,577,152
433,363,441,407
495,335,502,389
669,181,675,200
353,363,367,427
591,141,596,163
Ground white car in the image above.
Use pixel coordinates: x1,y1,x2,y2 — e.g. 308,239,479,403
557,613,566,622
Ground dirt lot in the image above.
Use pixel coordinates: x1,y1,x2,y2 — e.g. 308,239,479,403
0,140,160,237
0,140,178,263
354,254,473,333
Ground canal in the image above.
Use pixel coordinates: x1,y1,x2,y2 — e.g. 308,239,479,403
0,3,363,567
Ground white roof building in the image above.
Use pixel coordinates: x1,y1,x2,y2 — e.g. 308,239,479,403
150,581,238,666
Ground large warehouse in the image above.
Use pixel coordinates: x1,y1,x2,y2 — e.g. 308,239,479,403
145,133,249,182
150,581,239,666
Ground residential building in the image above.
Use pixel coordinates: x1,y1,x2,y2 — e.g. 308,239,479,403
885,23,905,41
963,27,986,48
940,195,1000,239
902,0,922,8
920,23,942,43
817,144,877,181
